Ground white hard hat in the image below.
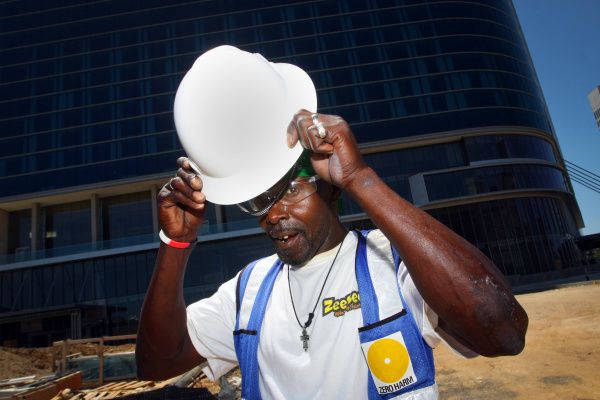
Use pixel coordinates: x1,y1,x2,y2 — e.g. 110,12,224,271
174,45,317,205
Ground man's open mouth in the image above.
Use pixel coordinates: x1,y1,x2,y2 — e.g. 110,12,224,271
269,230,300,244
272,233,295,243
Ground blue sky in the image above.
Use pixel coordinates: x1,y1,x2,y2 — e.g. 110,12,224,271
513,0,600,235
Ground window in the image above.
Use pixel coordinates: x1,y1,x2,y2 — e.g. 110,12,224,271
465,135,557,163
7,209,32,256
100,192,153,242
41,201,91,250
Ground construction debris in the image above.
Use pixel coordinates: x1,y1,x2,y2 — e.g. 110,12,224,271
49,366,215,399
53,335,137,386
0,371,82,400
0,366,217,399
0,335,234,399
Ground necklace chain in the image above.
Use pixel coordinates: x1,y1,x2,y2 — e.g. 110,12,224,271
287,235,346,352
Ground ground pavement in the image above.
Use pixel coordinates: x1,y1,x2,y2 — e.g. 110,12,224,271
435,282,600,400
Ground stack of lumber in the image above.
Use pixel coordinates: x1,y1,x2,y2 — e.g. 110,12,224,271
0,372,82,400
0,365,216,400
52,380,173,399
49,366,215,400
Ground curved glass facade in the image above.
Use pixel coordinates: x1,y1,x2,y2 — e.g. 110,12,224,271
0,0,584,345
465,134,557,163
428,196,581,277
339,134,562,214
1,0,555,197
425,164,568,201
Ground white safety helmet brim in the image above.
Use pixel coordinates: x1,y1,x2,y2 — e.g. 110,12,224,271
173,45,317,205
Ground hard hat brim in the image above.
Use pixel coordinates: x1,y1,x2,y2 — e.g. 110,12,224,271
174,46,317,205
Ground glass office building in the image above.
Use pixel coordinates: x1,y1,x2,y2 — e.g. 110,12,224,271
0,0,583,346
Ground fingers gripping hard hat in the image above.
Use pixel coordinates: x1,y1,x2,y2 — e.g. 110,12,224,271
173,45,318,205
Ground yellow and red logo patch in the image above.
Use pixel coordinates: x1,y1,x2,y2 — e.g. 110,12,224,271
360,331,418,395
322,290,361,317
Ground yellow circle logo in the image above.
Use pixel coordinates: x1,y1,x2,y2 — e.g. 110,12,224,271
367,338,410,383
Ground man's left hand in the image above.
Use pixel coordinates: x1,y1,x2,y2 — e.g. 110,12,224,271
287,110,368,189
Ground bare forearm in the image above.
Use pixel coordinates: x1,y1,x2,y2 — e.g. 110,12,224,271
136,244,203,379
346,168,527,355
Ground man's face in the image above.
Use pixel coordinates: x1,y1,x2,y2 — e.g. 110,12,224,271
259,180,336,266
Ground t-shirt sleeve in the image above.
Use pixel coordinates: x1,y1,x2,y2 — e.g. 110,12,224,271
186,274,239,380
396,261,441,349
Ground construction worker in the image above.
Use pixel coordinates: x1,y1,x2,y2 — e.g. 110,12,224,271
136,108,528,399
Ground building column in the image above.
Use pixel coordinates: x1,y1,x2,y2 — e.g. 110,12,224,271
31,203,40,252
70,311,82,339
215,205,225,233
0,209,8,255
408,174,429,207
150,185,159,235
91,194,99,246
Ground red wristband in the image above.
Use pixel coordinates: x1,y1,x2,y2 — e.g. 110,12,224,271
159,230,195,249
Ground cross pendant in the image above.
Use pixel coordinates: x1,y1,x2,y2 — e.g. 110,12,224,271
300,327,310,352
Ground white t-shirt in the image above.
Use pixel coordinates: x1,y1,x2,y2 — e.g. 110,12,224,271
187,230,447,399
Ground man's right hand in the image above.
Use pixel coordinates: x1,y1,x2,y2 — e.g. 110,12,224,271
158,157,206,243
138,156,207,380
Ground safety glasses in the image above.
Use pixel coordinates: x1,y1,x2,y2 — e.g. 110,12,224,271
237,175,320,216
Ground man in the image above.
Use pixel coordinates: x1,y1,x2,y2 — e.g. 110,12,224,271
136,110,528,399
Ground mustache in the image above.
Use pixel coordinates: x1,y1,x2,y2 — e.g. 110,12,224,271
266,222,305,237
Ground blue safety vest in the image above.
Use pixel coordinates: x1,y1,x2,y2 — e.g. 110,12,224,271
233,230,436,399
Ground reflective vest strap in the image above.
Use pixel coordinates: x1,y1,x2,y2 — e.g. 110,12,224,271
236,259,283,400
360,230,409,319
354,230,379,324
234,260,260,400
390,244,401,272
354,230,385,400
247,259,283,331
235,259,260,331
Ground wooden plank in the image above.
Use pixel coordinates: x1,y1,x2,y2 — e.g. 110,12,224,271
101,334,136,342
50,388,76,400
60,338,101,345
51,344,59,375
127,381,155,389
93,382,119,391
60,340,68,374
99,381,128,391
154,380,173,389
52,372,83,393
52,334,135,348
102,381,126,389
102,391,124,399
110,381,135,390
0,375,36,387
17,372,82,400
114,382,137,390
18,383,58,400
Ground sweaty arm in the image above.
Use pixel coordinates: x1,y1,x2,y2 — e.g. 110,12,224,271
136,157,207,380
346,168,527,356
287,111,528,357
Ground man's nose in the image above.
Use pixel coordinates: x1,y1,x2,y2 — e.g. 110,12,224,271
264,199,288,225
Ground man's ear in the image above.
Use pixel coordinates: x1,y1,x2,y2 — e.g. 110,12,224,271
329,185,342,202
317,180,342,212
328,185,342,212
